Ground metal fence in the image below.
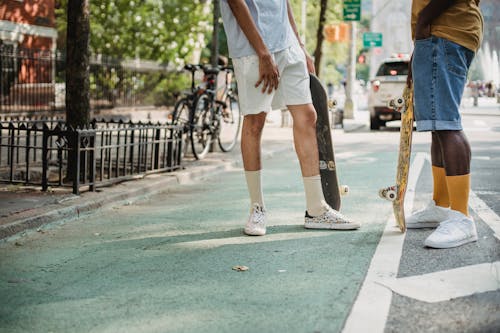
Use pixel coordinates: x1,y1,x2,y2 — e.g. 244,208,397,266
0,118,183,194
0,45,172,114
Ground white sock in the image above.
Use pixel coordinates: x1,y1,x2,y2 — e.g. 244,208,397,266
245,170,264,208
303,175,327,216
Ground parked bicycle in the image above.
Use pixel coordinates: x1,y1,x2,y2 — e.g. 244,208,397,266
171,64,241,160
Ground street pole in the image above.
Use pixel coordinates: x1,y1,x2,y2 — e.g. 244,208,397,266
344,21,357,119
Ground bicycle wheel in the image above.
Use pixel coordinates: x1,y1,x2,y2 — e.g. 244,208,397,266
218,95,241,152
191,93,213,160
171,98,192,158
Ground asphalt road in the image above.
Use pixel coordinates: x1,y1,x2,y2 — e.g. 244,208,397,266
0,102,499,333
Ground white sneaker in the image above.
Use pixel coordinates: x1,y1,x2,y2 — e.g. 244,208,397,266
406,200,451,229
244,203,266,236
424,210,478,249
304,203,360,230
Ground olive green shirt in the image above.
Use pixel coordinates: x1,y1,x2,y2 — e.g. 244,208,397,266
411,0,483,52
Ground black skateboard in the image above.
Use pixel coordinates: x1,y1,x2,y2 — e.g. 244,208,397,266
310,74,347,211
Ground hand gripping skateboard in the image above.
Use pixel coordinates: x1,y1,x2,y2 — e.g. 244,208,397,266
310,74,348,211
379,86,414,232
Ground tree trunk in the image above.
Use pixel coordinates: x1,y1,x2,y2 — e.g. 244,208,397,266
66,0,90,129
65,0,90,184
313,0,328,76
211,0,220,67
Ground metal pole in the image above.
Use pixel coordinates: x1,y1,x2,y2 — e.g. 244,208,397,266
343,21,357,119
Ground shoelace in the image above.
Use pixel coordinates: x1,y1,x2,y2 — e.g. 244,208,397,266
325,207,349,222
435,220,453,235
436,219,470,236
251,205,265,224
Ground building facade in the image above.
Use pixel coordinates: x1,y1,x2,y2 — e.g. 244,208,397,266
0,0,57,50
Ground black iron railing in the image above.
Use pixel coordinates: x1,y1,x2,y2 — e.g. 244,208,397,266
0,119,183,194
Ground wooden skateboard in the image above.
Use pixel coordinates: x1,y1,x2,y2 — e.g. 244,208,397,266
379,87,414,232
310,74,348,211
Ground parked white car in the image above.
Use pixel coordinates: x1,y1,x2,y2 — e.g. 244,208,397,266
368,55,410,130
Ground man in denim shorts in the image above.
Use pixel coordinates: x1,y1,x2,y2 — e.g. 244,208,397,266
220,0,360,236
406,0,483,248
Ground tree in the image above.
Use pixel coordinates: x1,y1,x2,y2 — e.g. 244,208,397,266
56,0,211,66
65,0,90,129
65,0,90,183
290,0,348,83
312,0,328,75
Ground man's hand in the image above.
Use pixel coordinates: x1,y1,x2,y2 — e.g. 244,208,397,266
415,21,431,40
255,53,280,94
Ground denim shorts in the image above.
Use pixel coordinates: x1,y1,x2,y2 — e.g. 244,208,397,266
412,36,475,131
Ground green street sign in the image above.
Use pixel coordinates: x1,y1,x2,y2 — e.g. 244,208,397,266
343,0,361,21
363,32,383,48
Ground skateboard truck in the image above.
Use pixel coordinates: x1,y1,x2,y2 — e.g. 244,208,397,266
340,185,349,196
328,99,337,109
388,97,405,110
379,186,397,201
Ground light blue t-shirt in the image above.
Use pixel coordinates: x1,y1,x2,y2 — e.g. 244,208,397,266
220,0,295,59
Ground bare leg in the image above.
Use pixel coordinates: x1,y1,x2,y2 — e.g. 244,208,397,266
434,130,471,216
431,132,449,207
287,103,320,177
433,130,471,176
241,112,267,171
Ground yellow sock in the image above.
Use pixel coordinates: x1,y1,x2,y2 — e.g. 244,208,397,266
432,166,449,207
446,174,470,216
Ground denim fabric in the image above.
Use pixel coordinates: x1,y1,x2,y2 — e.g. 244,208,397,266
412,36,475,132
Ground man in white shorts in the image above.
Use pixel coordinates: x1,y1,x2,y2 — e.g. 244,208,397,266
220,0,360,236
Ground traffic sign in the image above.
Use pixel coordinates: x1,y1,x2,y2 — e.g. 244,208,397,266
363,32,382,48
343,0,361,21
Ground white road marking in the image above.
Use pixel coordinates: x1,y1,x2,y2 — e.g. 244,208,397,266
379,261,500,303
344,151,500,332
469,191,500,241
474,120,488,127
342,152,427,333
472,156,491,160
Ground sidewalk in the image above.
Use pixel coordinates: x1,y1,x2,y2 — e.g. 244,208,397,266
461,96,500,116
0,109,367,241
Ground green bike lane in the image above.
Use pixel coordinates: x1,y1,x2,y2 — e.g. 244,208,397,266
0,140,397,333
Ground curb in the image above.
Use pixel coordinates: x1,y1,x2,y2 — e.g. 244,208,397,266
0,144,294,241
0,159,235,241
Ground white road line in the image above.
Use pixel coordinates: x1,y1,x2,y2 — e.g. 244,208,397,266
342,152,427,333
469,191,500,241
474,120,487,127
379,261,500,303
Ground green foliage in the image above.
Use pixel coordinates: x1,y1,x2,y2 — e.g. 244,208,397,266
150,72,191,107
289,0,348,83
56,0,211,65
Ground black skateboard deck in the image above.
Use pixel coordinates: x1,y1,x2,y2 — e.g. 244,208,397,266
310,74,341,211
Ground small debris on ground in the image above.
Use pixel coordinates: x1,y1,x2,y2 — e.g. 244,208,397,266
232,265,249,272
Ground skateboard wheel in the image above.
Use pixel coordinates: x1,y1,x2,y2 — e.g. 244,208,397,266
379,188,397,201
340,185,349,196
388,97,405,109
393,97,405,108
385,190,397,201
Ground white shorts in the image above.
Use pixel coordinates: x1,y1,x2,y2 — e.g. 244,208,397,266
232,43,312,115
